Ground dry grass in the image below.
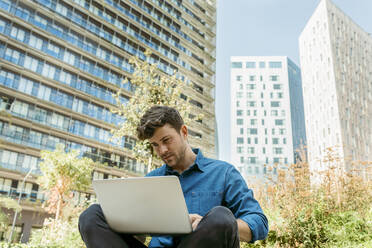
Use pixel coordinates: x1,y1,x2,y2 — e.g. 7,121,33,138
244,146,372,247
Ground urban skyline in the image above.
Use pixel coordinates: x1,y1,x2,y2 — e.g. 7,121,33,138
216,0,372,163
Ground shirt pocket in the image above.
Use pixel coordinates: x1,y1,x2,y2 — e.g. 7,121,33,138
198,191,223,216
185,191,199,214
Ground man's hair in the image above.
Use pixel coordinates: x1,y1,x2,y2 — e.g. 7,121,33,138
137,106,184,140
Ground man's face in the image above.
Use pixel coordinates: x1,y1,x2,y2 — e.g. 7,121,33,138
149,123,188,168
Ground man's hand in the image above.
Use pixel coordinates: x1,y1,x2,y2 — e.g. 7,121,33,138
189,214,202,231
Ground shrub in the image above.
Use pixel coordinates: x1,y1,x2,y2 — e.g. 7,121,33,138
243,147,372,247
26,216,84,248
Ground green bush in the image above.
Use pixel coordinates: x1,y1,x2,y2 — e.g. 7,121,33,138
0,242,30,248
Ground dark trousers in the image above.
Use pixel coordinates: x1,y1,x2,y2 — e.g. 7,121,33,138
79,204,240,248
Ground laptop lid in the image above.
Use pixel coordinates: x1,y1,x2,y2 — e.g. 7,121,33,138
92,176,192,235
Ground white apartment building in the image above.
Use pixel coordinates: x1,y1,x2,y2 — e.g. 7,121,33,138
230,56,306,181
299,0,372,178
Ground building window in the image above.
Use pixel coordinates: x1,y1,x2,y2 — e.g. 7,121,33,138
271,101,280,107
248,147,255,154
240,157,244,163
247,138,251,144
249,75,255,81
237,137,244,144
247,101,256,107
270,75,279,81
249,128,258,135
246,62,256,68
250,119,257,125
273,84,282,89
240,128,244,135
269,61,282,68
237,147,243,153
247,84,256,90
190,99,203,109
236,75,242,81
273,158,280,163
237,110,243,116
237,119,243,125
259,61,265,68
273,148,283,154
275,119,284,125
263,147,266,154
248,157,257,164
279,128,286,135
231,62,242,68
254,137,258,144
246,92,254,98
283,138,286,144
272,138,279,144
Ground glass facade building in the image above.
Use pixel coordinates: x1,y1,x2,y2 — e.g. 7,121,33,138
0,0,216,242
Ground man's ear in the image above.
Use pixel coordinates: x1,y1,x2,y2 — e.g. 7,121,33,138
180,125,188,138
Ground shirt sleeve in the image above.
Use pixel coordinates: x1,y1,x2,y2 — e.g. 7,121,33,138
223,166,269,242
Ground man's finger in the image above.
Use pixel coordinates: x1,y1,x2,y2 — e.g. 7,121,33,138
192,218,200,231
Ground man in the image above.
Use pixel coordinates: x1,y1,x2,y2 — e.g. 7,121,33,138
79,106,268,248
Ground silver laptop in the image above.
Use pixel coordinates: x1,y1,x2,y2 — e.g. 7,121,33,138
92,176,192,235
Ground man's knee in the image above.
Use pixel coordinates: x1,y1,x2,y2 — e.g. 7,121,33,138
204,206,237,231
79,204,103,235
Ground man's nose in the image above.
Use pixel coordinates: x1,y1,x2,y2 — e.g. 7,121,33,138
159,144,168,155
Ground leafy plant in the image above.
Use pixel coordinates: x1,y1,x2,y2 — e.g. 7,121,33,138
37,144,93,221
111,49,202,169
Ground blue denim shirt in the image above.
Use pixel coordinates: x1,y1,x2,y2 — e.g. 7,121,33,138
146,149,268,247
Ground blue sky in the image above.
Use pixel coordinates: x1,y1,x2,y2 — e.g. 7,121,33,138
215,0,372,162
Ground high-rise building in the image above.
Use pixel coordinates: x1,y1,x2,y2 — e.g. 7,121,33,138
299,0,371,178
230,56,306,181
0,0,216,242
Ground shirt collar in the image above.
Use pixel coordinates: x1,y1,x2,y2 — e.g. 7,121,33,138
165,148,205,174
192,148,205,172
